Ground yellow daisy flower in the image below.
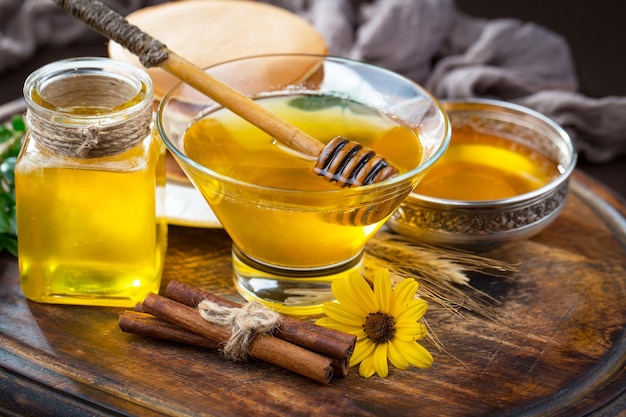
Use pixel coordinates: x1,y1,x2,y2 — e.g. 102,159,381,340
316,268,433,378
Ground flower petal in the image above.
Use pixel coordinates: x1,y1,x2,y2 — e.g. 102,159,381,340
389,283,419,319
354,332,369,342
372,343,389,378
391,278,419,307
331,275,370,316
349,338,375,367
394,340,434,368
394,299,428,323
359,355,376,378
322,301,364,327
373,269,392,313
388,340,410,370
315,317,362,336
349,273,378,313
393,322,427,342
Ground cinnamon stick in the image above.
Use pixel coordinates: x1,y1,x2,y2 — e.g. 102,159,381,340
165,280,356,361
119,311,219,349
141,292,334,384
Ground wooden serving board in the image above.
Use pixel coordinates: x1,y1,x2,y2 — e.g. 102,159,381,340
0,169,625,417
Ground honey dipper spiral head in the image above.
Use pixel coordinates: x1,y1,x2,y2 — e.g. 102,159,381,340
313,137,399,187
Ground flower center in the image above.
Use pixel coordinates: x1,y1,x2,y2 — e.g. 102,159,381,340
363,311,395,344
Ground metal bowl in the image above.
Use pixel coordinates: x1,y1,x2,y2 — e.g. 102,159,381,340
387,99,577,251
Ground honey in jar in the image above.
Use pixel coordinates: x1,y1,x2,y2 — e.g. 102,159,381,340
15,58,167,307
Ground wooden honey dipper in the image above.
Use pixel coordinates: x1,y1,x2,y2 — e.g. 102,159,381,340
54,0,399,187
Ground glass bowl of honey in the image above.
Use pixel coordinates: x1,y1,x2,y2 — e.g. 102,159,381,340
387,99,577,250
157,54,451,314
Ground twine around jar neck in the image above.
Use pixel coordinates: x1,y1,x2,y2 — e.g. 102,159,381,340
26,76,153,159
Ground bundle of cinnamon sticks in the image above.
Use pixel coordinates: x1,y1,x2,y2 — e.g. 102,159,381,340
118,280,356,384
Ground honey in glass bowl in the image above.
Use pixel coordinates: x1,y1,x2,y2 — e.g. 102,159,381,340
158,54,451,315
182,94,423,268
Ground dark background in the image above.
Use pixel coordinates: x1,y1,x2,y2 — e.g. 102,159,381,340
1,0,625,198
457,0,626,199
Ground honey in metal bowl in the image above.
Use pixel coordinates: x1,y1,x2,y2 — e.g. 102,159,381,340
388,99,577,250
414,121,561,201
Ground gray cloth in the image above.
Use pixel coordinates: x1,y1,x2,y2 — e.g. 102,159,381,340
273,0,626,163
0,0,166,72
1,0,625,162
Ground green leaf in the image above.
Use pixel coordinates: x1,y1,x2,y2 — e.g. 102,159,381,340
0,126,11,143
11,115,25,132
9,137,22,157
288,95,377,116
288,96,348,111
0,233,18,257
6,238,17,257
0,208,11,234
0,114,22,256
1,157,16,187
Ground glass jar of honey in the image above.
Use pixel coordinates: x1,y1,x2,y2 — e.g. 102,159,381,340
15,57,167,307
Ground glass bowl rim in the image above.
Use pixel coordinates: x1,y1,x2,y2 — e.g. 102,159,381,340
156,53,452,195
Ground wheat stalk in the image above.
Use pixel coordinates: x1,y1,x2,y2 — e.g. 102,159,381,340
365,230,517,321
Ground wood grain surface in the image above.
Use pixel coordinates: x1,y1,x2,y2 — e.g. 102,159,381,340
0,170,625,417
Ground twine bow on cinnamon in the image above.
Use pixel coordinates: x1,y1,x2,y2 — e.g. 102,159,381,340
197,299,279,361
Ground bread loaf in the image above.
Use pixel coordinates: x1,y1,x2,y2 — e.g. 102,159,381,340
108,0,328,99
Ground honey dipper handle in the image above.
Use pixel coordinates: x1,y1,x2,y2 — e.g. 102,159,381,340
54,0,325,158
161,53,325,157
54,0,169,68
